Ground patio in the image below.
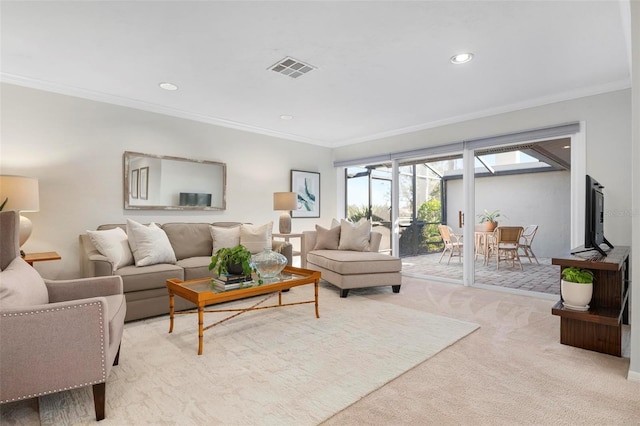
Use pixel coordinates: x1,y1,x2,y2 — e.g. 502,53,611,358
400,252,560,296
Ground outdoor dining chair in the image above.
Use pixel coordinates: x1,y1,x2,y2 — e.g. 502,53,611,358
518,225,540,264
438,225,463,264
488,226,524,270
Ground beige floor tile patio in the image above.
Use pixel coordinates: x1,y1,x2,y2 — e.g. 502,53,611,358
400,252,559,295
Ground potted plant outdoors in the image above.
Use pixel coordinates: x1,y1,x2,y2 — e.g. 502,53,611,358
560,266,594,311
209,244,255,277
477,209,503,232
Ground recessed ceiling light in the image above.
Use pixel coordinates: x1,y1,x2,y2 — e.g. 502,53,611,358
450,53,474,64
563,145,571,149
280,114,293,120
159,82,178,91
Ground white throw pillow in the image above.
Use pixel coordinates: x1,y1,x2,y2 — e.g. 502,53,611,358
210,225,241,255
126,219,177,266
240,222,273,254
87,227,134,272
338,219,371,251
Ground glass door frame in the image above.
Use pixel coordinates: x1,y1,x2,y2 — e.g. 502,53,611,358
461,127,586,287
339,122,586,288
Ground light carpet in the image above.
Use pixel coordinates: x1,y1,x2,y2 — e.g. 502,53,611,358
32,283,478,425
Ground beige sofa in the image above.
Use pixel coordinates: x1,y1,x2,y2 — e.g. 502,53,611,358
302,227,402,298
80,222,291,322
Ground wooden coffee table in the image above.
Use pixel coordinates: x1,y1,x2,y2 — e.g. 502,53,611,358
166,266,321,355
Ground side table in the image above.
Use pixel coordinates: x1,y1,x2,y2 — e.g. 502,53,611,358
23,251,62,267
272,233,304,260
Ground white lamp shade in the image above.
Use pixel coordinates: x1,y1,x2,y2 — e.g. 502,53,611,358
273,192,297,234
273,192,297,211
0,175,40,212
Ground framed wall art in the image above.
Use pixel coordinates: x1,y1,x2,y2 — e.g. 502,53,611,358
139,166,149,200
291,170,320,218
131,168,139,199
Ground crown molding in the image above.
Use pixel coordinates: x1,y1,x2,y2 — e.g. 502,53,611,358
332,79,631,147
0,73,325,147
2,72,630,150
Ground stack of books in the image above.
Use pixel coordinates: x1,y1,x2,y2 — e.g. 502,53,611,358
212,273,253,291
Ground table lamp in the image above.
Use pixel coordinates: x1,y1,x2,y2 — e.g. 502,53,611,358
0,175,40,255
273,192,297,234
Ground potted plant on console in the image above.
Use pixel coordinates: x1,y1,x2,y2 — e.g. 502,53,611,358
560,266,594,311
477,209,503,232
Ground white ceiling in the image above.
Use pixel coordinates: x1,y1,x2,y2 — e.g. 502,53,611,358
0,1,631,148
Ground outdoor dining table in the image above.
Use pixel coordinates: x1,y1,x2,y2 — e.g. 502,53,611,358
474,229,495,265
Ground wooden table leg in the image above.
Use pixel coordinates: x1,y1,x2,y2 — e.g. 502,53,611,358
168,292,175,333
314,279,320,318
197,304,204,356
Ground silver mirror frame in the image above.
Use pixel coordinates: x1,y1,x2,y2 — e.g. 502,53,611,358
123,151,226,210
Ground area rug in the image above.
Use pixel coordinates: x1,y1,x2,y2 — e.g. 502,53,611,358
38,283,479,425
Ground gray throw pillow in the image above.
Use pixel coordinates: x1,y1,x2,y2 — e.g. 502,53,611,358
313,224,341,250
0,257,49,308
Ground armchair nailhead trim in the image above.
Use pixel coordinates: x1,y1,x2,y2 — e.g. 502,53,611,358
0,302,108,403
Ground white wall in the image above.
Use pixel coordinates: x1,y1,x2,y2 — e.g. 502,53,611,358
0,83,335,279
446,171,570,258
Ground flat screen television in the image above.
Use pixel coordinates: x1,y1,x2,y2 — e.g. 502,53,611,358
578,175,613,256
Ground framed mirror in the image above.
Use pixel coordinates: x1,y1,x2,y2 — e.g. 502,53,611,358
123,151,226,210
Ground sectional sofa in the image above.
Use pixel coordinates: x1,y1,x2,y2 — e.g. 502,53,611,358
80,221,291,321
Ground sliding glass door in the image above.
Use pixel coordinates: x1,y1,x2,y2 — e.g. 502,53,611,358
345,166,392,253
345,155,466,284
340,121,582,293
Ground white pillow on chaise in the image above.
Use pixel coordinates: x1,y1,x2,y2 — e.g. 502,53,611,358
338,219,371,252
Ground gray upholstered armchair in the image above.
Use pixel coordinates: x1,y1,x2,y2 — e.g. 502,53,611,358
0,211,126,421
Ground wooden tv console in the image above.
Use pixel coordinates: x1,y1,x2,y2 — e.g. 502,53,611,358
551,246,630,357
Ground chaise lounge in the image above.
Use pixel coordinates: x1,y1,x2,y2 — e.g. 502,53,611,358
302,220,402,297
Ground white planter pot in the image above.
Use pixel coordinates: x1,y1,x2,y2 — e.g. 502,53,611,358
560,279,593,311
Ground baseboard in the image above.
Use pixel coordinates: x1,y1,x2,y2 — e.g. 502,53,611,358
627,369,640,382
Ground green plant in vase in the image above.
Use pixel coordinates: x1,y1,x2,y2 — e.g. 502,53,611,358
477,209,504,231
561,267,594,283
209,244,262,284
560,266,594,310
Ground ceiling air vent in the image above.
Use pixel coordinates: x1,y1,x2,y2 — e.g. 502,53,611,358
268,57,315,79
